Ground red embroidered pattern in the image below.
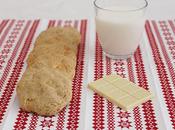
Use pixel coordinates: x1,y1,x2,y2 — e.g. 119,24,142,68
114,60,126,78
117,111,131,119
0,20,15,47
56,107,66,130
10,20,39,129
0,20,9,35
134,47,158,130
0,20,28,91
92,35,105,130
106,57,115,130
40,118,54,129
0,20,16,70
13,109,29,130
118,120,131,128
28,114,39,130
66,20,87,129
146,21,175,129
153,21,175,88
168,20,175,36
114,60,132,129
127,58,143,130
114,60,126,77
0,20,33,125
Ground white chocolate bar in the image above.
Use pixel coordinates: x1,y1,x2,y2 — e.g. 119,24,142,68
88,74,153,111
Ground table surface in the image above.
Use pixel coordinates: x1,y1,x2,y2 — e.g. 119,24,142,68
0,1,175,130
0,0,174,19
0,19,175,130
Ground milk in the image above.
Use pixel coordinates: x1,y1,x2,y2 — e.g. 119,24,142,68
96,6,145,57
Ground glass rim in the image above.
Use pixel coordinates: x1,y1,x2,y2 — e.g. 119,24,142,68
94,0,148,12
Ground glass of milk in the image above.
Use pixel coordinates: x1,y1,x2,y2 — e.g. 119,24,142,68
94,0,148,59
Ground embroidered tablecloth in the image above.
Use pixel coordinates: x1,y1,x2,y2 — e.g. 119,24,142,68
0,19,175,130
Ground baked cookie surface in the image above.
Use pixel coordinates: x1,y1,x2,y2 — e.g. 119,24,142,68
16,27,80,116
17,66,72,116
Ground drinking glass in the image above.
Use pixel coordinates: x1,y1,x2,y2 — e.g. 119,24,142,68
94,0,148,59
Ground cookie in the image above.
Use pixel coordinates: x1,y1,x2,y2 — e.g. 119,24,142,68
27,42,77,64
28,54,76,79
34,27,80,48
17,66,72,116
16,27,80,116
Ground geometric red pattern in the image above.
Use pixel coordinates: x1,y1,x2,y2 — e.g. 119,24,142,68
0,20,27,91
127,58,143,130
118,120,132,128
0,20,15,47
11,20,39,129
28,114,39,130
146,21,175,129
92,35,105,130
0,20,16,90
114,60,126,78
13,109,29,130
0,20,9,36
117,111,131,119
0,21,39,128
153,21,175,92
1,19,175,130
133,107,143,130
66,20,86,129
156,21,175,88
134,47,158,130
0,20,11,54
114,60,132,129
106,57,115,130
56,107,66,130
40,118,54,129
168,20,175,35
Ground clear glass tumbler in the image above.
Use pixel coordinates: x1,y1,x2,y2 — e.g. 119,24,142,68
94,0,148,59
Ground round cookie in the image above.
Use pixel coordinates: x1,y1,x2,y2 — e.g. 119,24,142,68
17,66,72,116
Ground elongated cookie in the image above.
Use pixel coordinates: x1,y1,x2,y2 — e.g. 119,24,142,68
34,27,80,48
17,66,72,116
17,27,80,116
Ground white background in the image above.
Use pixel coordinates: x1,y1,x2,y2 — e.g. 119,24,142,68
0,0,174,19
